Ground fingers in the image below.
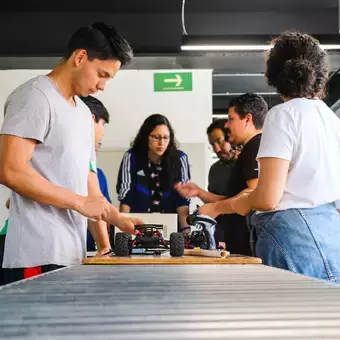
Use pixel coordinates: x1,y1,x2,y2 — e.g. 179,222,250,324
94,215,102,221
101,201,111,221
174,182,182,190
129,217,144,226
127,221,135,233
134,218,144,225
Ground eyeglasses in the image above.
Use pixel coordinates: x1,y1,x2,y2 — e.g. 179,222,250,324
150,135,170,142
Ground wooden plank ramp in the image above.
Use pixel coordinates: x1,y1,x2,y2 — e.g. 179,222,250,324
82,254,262,265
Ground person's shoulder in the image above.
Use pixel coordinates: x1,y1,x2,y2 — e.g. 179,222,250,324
7,76,50,102
247,134,262,148
125,149,134,157
177,150,188,159
209,159,231,174
97,167,105,177
209,159,220,172
268,98,314,118
239,135,261,161
121,149,137,168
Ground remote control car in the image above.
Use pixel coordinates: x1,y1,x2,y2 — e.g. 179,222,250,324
114,224,184,257
184,209,217,250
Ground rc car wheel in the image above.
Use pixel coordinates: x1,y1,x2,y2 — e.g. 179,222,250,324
169,232,184,257
114,232,131,257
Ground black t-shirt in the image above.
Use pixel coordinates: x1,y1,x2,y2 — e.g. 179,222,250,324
226,134,261,198
218,134,261,255
208,160,236,196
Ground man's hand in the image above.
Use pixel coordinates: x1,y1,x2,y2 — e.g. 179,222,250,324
175,182,201,198
75,196,111,221
116,216,144,234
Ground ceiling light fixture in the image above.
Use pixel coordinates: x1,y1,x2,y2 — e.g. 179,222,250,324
181,35,340,51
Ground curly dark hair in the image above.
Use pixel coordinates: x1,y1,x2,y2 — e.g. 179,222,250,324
130,114,181,189
228,93,268,129
265,32,329,99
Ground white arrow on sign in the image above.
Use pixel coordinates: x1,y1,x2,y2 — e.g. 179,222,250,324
164,74,182,87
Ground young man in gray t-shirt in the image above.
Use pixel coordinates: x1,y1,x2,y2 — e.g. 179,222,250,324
0,22,142,285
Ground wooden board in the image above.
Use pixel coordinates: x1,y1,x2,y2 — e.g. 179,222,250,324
82,254,262,265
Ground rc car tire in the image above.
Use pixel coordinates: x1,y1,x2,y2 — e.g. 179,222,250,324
114,232,131,257
169,232,184,257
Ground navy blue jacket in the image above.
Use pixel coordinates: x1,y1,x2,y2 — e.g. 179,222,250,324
116,150,190,213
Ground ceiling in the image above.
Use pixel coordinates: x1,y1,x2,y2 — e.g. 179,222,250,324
1,0,340,113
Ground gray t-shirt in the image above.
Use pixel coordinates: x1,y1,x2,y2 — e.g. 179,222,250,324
1,75,96,268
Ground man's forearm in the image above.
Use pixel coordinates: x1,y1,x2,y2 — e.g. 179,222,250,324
88,220,111,251
198,189,226,203
0,164,82,211
213,188,255,215
213,198,235,215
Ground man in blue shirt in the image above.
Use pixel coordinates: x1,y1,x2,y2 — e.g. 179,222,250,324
80,96,112,252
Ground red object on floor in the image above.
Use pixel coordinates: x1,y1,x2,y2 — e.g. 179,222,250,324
23,266,42,279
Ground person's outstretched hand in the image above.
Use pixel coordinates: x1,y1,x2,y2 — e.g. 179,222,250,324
175,182,201,198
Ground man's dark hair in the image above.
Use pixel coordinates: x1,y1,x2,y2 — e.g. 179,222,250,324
206,119,228,139
65,22,133,66
266,32,328,99
80,96,110,124
228,93,268,129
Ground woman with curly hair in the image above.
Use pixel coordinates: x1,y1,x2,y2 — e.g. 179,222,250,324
116,114,191,232
225,32,340,282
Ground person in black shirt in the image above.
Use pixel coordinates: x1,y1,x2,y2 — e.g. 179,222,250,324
177,119,239,249
207,119,240,249
176,93,268,255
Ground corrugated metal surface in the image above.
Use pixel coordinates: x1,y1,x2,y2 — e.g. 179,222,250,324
1,264,340,339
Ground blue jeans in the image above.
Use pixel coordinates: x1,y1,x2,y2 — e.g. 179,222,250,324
252,203,340,283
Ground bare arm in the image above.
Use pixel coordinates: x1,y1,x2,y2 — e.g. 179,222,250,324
0,135,83,210
198,189,226,204
199,178,259,217
175,182,226,203
230,158,289,216
198,179,257,204
248,158,289,211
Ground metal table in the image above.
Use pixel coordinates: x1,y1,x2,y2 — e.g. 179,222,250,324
1,264,340,339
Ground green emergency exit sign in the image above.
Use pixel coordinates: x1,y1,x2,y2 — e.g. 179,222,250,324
154,72,193,92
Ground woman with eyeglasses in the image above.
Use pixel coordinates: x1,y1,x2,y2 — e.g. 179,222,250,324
116,114,191,232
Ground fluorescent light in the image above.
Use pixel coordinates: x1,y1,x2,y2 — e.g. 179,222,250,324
320,45,340,50
181,44,340,51
181,45,273,51
213,92,278,96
